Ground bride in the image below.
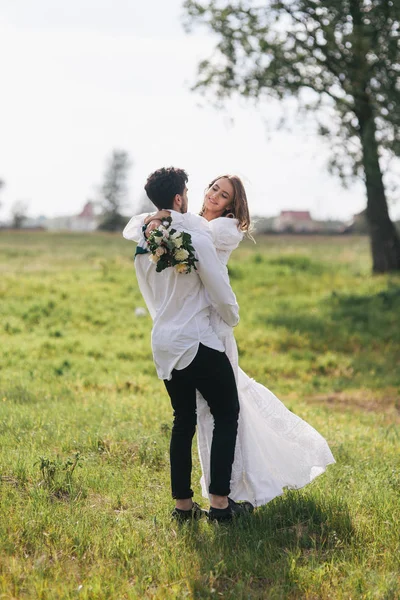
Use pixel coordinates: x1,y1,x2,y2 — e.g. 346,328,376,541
127,175,335,507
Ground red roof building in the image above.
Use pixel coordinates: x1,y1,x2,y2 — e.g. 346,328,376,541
274,210,317,232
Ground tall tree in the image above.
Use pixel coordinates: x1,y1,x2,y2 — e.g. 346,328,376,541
0,179,4,211
11,200,29,229
98,149,132,231
183,0,400,272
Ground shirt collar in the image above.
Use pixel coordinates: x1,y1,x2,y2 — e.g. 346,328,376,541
167,210,209,232
168,209,185,225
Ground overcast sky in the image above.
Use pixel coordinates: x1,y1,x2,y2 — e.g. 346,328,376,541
0,0,398,222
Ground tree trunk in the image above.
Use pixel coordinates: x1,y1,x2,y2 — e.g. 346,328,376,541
357,101,400,273
349,0,400,272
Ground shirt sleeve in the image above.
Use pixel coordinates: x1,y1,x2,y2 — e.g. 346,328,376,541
194,232,239,327
134,256,157,320
123,213,150,242
209,218,244,252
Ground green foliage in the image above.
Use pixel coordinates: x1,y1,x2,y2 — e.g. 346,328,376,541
98,212,129,232
0,231,399,598
11,200,29,229
0,178,5,211
183,0,400,176
184,0,400,272
35,452,83,499
97,149,132,232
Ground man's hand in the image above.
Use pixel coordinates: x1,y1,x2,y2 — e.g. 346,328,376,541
144,210,171,225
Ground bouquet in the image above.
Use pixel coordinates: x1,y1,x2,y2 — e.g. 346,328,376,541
146,217,198,274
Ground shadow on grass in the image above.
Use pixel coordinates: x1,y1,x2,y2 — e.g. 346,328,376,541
0,385,38,404
267,255,329,276
178,490,354,598
265,286,400,351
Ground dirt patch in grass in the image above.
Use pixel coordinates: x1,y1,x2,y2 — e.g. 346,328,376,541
309,389,400,417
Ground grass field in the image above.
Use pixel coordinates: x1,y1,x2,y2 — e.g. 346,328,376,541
0,231,399,599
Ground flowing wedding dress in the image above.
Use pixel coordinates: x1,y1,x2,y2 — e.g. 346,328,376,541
196,217,335,506
123,212,335,507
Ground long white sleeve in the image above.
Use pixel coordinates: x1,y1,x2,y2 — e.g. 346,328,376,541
195,232,239,327
123,213,150,242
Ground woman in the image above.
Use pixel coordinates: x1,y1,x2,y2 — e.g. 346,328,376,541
133,175,335,506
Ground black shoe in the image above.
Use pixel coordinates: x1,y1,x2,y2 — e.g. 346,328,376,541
171,501,208,522
208,498,254,522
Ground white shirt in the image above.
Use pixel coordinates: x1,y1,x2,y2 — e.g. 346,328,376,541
123,210,240,380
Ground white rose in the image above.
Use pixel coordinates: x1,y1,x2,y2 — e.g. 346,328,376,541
174,248,189,261
155,246,166,257
171,233,183,248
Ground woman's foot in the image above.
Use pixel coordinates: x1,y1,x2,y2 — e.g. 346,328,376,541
208,498,254,522
209,494,229,509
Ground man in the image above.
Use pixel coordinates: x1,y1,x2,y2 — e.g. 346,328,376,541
123,167,253,522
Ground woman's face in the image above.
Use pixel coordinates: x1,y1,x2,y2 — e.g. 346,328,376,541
203,178,234,218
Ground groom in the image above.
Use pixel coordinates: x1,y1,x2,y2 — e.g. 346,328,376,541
124,167,253,522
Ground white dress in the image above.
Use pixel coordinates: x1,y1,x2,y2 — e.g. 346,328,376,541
196,217,335,506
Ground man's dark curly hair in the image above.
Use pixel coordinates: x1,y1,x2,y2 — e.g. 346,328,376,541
144,167,188,210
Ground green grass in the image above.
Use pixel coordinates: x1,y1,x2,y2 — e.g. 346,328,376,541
0,231,399,599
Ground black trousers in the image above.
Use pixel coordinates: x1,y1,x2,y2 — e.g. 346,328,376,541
164,343,240,499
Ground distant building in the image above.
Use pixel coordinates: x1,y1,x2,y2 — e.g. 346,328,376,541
22,201,99,232
253,211,347,234
69,201,97,231
273,210,318,233
314,219,348,234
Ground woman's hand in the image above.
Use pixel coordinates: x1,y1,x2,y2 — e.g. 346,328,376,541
144,219,162,238
144,210,171,225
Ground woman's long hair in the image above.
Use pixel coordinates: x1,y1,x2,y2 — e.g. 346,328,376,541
200,175,252,234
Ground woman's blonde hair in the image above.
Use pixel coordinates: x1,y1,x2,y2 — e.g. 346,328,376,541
200,174,251,233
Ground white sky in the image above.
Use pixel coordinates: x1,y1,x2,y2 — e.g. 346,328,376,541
0,0,398,222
